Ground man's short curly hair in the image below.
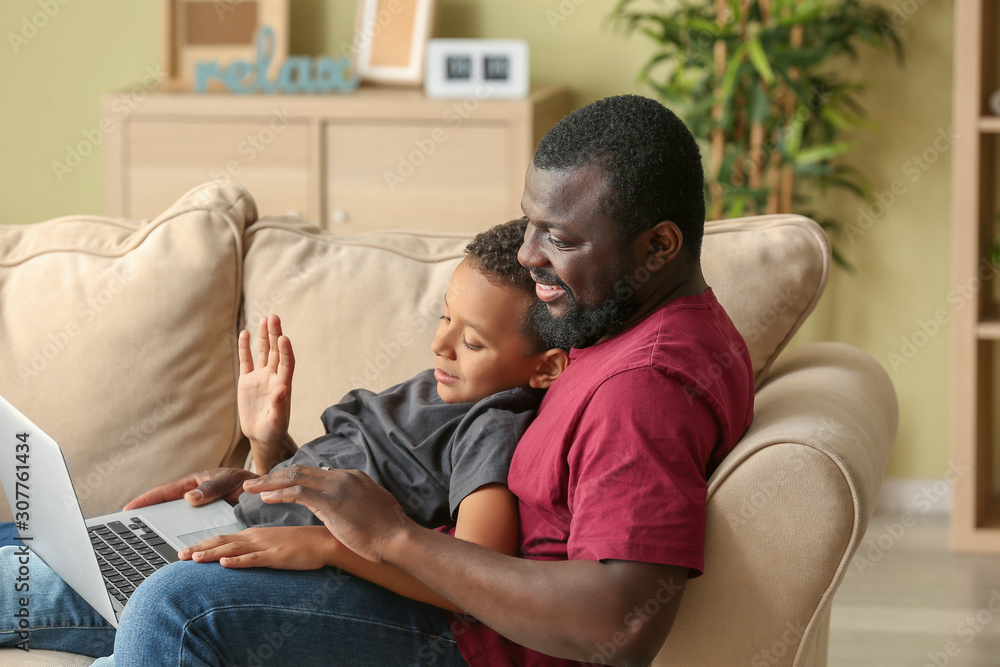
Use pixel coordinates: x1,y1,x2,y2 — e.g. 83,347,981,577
465,218,550,352
533,94,706,258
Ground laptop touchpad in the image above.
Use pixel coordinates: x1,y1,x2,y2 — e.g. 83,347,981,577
176,523,245,547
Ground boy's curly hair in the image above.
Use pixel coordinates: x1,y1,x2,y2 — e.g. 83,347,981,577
465,219,553,352
465,218,533,293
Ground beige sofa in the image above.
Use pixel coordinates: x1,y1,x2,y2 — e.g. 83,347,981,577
0,182,897,666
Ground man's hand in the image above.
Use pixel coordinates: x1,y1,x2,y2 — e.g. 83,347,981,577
239,314,295,473
124,467,259,510
242,465,412,563
179,526,339,570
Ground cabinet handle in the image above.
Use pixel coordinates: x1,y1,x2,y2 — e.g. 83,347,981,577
332,209,348,225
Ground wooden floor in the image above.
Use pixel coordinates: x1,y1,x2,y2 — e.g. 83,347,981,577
828,513,1000,666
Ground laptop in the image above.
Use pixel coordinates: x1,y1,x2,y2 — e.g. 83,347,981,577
0,395,245,626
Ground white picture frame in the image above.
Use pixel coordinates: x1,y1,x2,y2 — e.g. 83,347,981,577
353,0,436,85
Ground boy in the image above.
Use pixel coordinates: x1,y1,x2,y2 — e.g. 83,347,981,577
177,218,569,612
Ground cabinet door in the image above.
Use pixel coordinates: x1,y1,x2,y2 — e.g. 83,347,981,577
325,121,523,234
124,119,311,219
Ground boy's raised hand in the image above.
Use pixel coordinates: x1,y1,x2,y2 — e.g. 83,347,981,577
238,315,295,472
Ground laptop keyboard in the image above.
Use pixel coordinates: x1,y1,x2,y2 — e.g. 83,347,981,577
88,518,179,605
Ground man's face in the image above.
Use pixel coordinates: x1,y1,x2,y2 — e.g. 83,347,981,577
517,164,639,348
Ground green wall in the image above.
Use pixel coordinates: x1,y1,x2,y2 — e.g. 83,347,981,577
1,0,954,480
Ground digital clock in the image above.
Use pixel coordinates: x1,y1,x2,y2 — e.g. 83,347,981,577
424,39,529,99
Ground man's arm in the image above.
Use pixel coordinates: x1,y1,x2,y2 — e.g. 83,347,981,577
246,467,687,665
185,483,520,614
124,467,258,510
320,483,517,611
395,527,687,665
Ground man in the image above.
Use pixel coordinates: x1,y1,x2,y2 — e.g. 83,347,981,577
5,95,754,666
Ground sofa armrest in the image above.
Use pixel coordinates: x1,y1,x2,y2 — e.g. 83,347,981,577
653,342,898,666
715,341,899,521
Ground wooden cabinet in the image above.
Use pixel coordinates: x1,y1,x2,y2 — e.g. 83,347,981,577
104,85,571,233
952,0,1000,552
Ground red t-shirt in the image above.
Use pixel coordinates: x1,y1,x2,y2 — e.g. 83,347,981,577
452,289,755,666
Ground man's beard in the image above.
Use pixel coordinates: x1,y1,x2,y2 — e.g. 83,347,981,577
531,274,638,350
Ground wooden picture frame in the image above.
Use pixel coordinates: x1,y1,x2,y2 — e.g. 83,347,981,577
353,0,436,85
160,0,289,91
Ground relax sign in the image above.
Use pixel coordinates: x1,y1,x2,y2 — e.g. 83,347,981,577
195,26,359,94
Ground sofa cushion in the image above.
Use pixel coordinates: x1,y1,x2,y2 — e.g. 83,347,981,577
700,214,830,387
0,182,256,520
241,213,829,446
242,219,470,447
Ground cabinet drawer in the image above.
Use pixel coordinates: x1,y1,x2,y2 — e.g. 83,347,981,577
324,121,521,234
124,119,311,219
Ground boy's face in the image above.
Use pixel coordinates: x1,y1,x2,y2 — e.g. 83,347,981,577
431,259,542,404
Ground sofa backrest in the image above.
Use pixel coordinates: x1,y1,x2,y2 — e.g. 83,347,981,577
0,182,830,519
242,208,830,447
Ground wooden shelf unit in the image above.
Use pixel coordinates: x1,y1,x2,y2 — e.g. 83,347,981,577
103,85,572,234
952,0,1000,552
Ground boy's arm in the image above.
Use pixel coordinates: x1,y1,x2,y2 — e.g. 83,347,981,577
183,483,518,613
251,432,298,474
239,315,296,473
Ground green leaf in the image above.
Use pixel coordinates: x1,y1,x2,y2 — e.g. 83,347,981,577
610,0,905,271
750,80,770,125
725,197,747,219
794,141,858,165
718,42,748,102
783,113,805,157
746,33,776,85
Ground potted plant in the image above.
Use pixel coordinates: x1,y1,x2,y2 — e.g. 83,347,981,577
610,0,904,266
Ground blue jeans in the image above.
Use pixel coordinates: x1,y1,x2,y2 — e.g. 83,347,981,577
0,546,468,666
0,545,115,660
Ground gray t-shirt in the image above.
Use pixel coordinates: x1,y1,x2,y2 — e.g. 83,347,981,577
236,369,541,529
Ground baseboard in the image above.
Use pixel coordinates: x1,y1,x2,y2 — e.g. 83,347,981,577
875,477,952,516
